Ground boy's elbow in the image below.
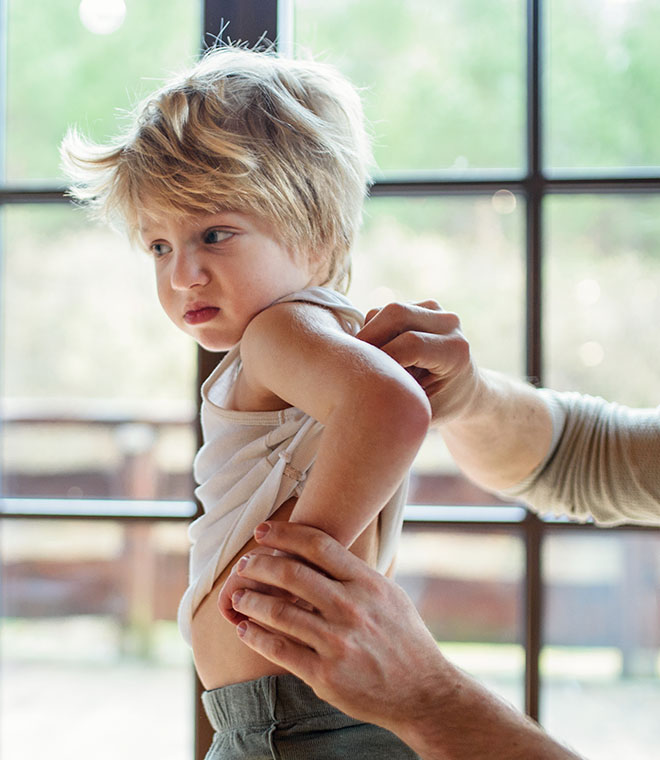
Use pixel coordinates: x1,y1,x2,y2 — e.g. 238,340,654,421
377,379,432,447
404,387,433,444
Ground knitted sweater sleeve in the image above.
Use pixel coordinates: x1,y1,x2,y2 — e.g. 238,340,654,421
501,390,660,526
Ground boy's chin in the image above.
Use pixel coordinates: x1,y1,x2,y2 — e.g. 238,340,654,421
196,338,234,353
182,327,237,353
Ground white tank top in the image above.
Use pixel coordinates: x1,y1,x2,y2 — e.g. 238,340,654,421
177,287,409,644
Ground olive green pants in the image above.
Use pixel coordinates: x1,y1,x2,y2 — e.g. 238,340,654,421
202,674,420,759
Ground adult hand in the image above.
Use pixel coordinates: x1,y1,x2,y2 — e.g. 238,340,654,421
356,300,480,423
228,520,450,733
229,521,585,760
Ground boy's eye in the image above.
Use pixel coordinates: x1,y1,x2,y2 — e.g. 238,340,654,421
205,229,233,244
150,242,172,258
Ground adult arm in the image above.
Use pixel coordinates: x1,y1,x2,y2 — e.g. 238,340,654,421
502,391,660,525
230,522,584,760
357,301,660,523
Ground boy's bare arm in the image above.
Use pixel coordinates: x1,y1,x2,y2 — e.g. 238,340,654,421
239,302,431,546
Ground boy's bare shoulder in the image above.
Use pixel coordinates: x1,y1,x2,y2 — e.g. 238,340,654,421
242,300,349,352
235,300,358,413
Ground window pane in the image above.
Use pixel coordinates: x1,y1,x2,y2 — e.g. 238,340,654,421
5,0,201,182
1,205,197,501
545,0,660,171
354,197,525,374
541,530,660,759
351,195,524,505
544,195,660,407
396,525,525,710
1,518,193,760
294,0,526,173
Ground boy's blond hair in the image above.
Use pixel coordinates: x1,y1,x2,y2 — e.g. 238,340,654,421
61,46,373,291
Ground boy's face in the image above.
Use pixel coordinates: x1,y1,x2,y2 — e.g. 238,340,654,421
138,209,315,351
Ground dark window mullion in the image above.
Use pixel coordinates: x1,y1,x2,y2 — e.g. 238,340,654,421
523,0,544,723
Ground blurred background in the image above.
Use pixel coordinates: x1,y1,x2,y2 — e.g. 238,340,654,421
1,1,659,758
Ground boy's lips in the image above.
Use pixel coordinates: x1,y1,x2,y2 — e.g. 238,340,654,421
183,305,220,325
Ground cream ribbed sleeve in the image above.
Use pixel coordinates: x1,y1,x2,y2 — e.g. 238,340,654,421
501,390,660,526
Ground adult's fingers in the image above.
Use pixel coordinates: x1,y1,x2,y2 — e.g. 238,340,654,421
219,562,299,625
376,325,467,374
252,522,380,584
235,619,321,680
253,522,369,581
234,551,344,619
363,299,443,326
233,586,332,654
358,300,445,349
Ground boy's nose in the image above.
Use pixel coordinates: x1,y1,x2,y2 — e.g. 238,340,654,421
170,248,210,290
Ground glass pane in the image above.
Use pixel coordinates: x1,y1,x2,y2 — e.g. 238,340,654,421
294,0,526,173
545,195,660,407
541,530,660,759
5,0,201,182
350,195,525,504
1,204,197,501
545,0,660,171
396,525,525,710
1,518,193,760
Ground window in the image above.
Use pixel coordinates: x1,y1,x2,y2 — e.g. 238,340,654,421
2,2,659,759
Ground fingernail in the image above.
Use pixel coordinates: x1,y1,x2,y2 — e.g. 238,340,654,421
254,522,271,540
236,621,248,637
232,590,244,606
237,555,249,572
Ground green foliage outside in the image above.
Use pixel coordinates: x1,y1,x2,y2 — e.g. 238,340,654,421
295,0,526,173
5,0,201,182
546,0,660,169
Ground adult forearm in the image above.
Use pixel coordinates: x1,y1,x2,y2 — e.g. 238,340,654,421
503,392,660,525
439,369,554,492
391,659,583,760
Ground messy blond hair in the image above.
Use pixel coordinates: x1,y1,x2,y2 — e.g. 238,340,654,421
61,46,373,291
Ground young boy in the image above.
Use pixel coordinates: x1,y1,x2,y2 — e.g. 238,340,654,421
62,46,430,758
